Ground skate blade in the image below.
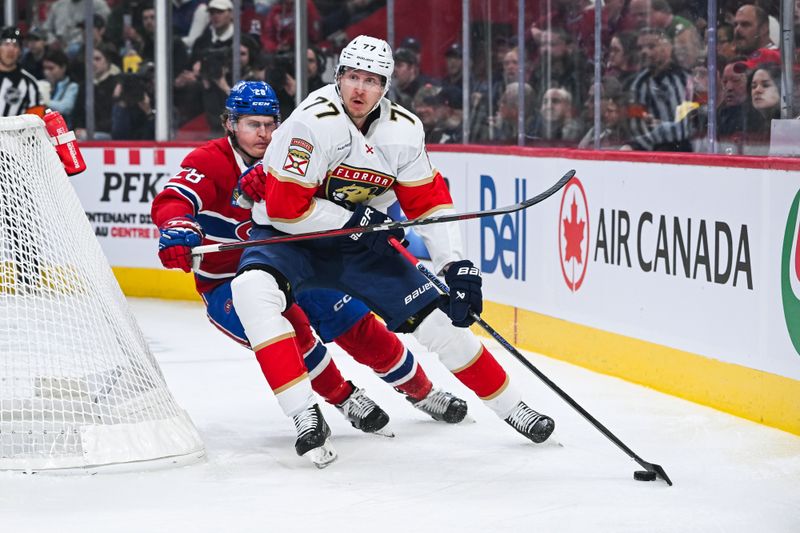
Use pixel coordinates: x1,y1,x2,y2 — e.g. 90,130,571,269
371,425,395,438
304,439,338,469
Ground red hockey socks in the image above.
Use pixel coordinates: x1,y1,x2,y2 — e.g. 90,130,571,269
335,314,433,400
451,346,509,400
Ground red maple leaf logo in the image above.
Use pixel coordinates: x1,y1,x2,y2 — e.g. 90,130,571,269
563,195,585,264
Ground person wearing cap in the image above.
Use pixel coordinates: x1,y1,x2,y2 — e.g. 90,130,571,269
442,43,463,91
390,47,423,111
430,85,463,144
399,36,421,64
21,28,48,80
190,0,235,62
42,0,110,55
411,83,440,142
0,27,43,117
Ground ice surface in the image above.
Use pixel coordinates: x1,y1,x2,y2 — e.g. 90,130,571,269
2,298,798,533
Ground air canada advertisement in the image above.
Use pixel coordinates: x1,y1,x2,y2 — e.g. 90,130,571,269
430,151,800,381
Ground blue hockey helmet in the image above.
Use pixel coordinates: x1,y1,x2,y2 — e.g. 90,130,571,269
225,81,280,120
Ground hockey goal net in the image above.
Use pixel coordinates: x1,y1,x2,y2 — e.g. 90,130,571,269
0,114,204,472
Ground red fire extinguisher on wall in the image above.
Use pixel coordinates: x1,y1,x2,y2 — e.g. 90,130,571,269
43,109,87,176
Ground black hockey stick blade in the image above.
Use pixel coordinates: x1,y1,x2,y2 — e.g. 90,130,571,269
192,169,576,256
636,461,673,486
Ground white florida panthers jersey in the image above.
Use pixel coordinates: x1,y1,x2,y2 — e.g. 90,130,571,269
254,83,464,273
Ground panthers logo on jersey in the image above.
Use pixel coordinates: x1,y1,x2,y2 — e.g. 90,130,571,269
325,164,395,209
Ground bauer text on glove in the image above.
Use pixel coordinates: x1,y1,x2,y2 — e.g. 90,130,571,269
441,260,482,327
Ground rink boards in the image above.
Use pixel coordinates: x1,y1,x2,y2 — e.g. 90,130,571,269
72,143,800,436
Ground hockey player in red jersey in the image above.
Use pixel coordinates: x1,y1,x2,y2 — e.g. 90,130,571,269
230,36,556,463
152,81,468,465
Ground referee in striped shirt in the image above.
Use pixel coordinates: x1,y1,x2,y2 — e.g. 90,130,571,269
0,26,42,117
627,28,693,152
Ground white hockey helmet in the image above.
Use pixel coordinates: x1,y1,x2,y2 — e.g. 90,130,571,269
336,35,394,97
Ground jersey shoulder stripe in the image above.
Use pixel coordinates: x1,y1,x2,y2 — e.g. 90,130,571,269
164,183,203,212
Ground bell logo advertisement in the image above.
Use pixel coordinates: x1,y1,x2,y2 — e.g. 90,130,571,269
782,189,800,355
480,174,527,281
558,176,590,292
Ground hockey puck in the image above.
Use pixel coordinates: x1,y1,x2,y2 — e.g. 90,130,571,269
633,470,657,481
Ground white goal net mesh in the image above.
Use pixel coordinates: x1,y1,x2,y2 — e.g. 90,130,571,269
0,115,204,471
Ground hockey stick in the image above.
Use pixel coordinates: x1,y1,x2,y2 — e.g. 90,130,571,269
388,237,673,486
191,170,576,257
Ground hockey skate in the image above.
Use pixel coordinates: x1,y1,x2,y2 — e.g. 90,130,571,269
336,383,394,437
406,388,468,424
504,401,555,444
292,404,337,468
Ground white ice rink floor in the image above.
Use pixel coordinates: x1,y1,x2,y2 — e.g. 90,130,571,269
2,298,799,533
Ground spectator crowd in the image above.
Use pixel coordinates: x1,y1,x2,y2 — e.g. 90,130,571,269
1,0,797,154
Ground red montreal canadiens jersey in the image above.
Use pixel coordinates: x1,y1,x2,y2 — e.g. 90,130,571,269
151,137,252,294
256,84,464,273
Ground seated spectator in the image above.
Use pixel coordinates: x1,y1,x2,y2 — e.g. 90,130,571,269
128,2,189,73
733,4,778,66
743,62,781,153
715,22,738,64
715,59,767,154
673,23,704,71
477,82,537,144
74,42,121,139
199,46,232,135
650,0,695,40
111,72,155,140
431,85,463,144
441,43,463,92
265,54,297,118
240,33,262,81
578,78,632,149
191,0,234,63
530,29,589,110
42,49,79,127
398,36,422,65
530,87,583,144
392,48,424,111
76,14,114,51
605,32,639,89
261,0,322,53
43,0,111,57
412,84,440,142
307,47,326,92
21,27,47,80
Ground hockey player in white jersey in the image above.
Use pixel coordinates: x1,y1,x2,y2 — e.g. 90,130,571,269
231,35,555,462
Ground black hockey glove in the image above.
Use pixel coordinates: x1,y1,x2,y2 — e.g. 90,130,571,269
440,260,482,327
342,204,405,256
